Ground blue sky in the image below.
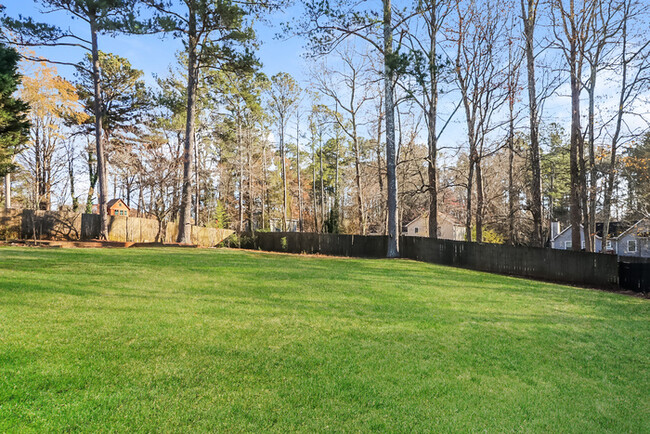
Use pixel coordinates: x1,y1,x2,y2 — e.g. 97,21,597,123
3,0,310,86
5,0,646,153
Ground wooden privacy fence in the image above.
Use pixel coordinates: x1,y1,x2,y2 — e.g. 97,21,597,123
243,232,622,290
1,209,233,247
21,210,83,240
400,235,619,290
250,232,388,258
618,257,650,293
81,213,233,246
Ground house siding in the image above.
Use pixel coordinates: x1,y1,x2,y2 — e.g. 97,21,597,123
403,215,466,241
109,201,129,217
551,227,583,250
551,219,649,258
551,226,609,251
618,232,650,258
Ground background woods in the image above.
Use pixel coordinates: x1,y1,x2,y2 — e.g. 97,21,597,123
0,0,648,252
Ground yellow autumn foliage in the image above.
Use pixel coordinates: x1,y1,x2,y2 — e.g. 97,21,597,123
19,60,88,134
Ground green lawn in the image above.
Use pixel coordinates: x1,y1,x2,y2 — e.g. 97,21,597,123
0,247,648,432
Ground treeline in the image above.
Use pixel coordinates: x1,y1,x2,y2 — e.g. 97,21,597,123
0,0,649,254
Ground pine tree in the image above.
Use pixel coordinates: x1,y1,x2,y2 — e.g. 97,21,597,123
0,43,30,209
3,0,142,236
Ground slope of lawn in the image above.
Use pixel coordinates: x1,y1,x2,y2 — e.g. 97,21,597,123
0,246,648,432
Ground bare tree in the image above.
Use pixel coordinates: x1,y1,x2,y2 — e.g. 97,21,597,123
451,0,509,243
520,0,544,246
552,0,594,250
505,24,524,244
295,109,304,231
582,0,624,250
400,0,458,239
268,73,301,231
142,0,266,243
313,47,372,234
299,0,404,255
602,0,650,251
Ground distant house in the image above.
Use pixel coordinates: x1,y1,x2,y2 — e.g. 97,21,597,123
550,218,650,258
616,219,650,258
92,199,131,217
402,212,466,241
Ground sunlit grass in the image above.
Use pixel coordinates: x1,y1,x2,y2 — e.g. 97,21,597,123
0,247,648,432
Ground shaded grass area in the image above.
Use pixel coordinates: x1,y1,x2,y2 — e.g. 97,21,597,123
0,247,648,432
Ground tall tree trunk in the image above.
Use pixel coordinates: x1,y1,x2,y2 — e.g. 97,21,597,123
578,84,589,250
194,132,200,226
177,12,197,244
172,131,183,220
312,140,318,232
137,174,144,216
475,157,484,243
85,148,97,214
579,137,590,251
384,0,399,257
247,131,253,232
508,106,515,244
465,157,474,242
311,141,318,232
587,64,598,252
296,113,303,232
262,141,268,230
427,0,439,240
280,118,288,231
335,130,340,201
456,24,477,243
507,15,518,245
353,128,365,235
44,152,52,210
35,129,41,209
602,7,628,253
569,28,583,250
125,177,131,208
427,108,438,240
319,134,325,232
522,0,543,247
90,17,108,239
375,98,385,235
69,153,77,212
238,121,244,232
4,174,10,209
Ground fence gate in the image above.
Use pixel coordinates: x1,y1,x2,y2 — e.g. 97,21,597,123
619,262,650,293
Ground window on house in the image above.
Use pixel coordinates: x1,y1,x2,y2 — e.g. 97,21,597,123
414,227,419,234
565,241,572,250
581,240,585,249
606,240,613,250
627,239,637,253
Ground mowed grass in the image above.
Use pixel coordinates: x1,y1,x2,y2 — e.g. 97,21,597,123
0,247,648,432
